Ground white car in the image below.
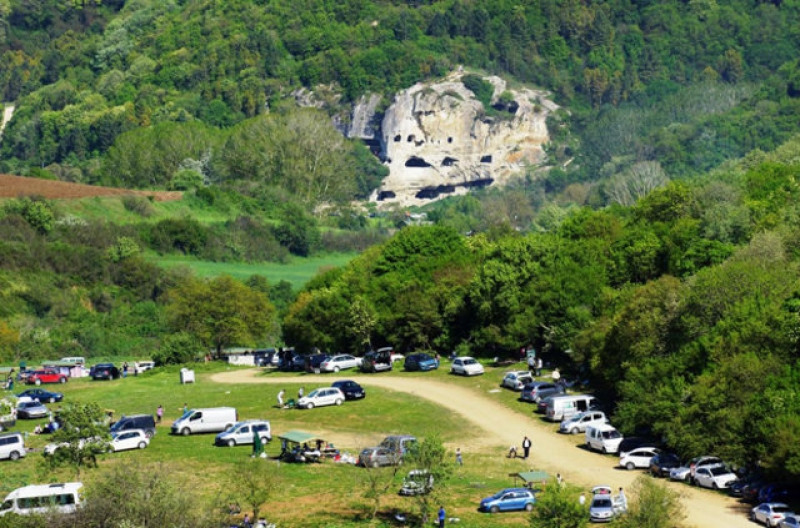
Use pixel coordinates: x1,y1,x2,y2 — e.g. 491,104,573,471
320,355,361,373
133,361,155,374
752,503,794,527
297,387,345,409
501,371,533,391
619,447,660,470
450,357,484,376
669,456,723,482
693,465,738,489
559,411,608,434
44,437,107,456
110,429,150,452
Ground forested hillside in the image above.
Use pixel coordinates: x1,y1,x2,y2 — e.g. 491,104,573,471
2,0,800,199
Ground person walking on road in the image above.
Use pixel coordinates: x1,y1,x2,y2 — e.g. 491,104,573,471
522,436,532,459
438,505,446,528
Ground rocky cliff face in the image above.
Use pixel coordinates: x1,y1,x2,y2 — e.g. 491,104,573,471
295,71,557,207
373,71,557,206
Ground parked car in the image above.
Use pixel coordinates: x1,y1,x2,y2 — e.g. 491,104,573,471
25,369,67,385
780,514,800,528
399,470,433,496
619,447,660,470
296,387,345,409
694,465,738,489
278,351,305,371
360,349,393,373
589,486,626,523
171,407,237,436
559,411,608,434
16,401,48,419
16,389,63,403
358,435,416,467
760,484,800,504
501,371,534,391
669,456,723,482
649,453,682,478
617,436,662,456
133,361,155,375
585,424,623,454
535,396,552,414
0,432,26,461
479,488,536,513
320,354,361,373
254,348,278,367
404,353,439,372
0,482,83,516
214,420,271,447
110,414,157,438
110,429,149,452
450,357,484,376
304,353,329,373
331,380,365,400
751,503,794,527
520,381,564,403
90,363,120,380
44,437,106,456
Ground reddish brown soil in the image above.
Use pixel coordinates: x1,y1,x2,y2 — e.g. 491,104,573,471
0,173,182,202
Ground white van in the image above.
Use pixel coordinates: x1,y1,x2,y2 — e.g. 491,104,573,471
0,432,26,461
59,357,85,365
545,394,596,422
585,424,624,454
171,407,237,436
0,483,83,516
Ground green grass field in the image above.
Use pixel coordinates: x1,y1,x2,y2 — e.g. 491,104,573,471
149,253,355,287
1,361,557,527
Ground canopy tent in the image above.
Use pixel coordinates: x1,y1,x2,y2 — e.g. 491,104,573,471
278,431,323,445
510,471,549,489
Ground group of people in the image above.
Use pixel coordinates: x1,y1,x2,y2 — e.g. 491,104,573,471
508,435,534,459
527,354,544,377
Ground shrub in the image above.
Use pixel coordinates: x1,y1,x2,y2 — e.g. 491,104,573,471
121,195,155,217
153,331,201,366
461,74,494,108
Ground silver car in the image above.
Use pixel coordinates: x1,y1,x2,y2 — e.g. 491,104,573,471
296,388,345,409
16,401,48,419
215,420,271,447
320,355,361,373
589,486,625,523
559,411,608,434
501,371,534,391
752,503,794,527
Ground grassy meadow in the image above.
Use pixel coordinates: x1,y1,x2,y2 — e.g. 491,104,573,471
0,360,562,527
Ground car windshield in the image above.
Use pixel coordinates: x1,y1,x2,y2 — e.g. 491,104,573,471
602,430,621,439
178,410,193,420
463,359,477,365
489,490,508,500
307,390,320,398
593,498,613,508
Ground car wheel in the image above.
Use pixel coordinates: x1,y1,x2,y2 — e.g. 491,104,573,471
602,446,609,454
490,506,499,514
712,482,718,490
9,451,20,461
570,427,579,435
35,379,41,386
371,460,380,468
333,366,340,373
49,397,56,403
228,439,236,447
626,462,635,470
525,503,533,512
138,442,146,449
261,437,269,445
60,377,66,384
335,398,343,406
306,403,314,409
145,430,154,439
181,428,190,436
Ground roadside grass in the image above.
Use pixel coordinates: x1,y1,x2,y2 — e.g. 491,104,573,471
2,362,546,527
148,252,356,287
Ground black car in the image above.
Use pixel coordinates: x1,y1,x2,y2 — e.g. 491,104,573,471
649,452,681,477
305,354,330,373
16,389,64,403
90,363,120,380
331,380,366,400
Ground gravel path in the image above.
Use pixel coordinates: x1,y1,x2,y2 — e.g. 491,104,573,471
211,369,752,528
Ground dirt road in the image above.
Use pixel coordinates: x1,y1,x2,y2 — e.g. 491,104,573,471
212,370,752,528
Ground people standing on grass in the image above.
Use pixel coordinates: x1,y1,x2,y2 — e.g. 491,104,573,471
156,405,163,423
438,505,446,528
298,387,304,400
455,448,463,466
522,436,532,459
527,354,536,374
277,389,285,408
536,357,543,377
579,493,586,506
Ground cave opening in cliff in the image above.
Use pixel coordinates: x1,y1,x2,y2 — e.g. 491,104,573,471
480,155,493,163
407,134,415,142
405,157,432,168
462,178,494,189
442,157,459,167
394,135,401,142
377,190,396,201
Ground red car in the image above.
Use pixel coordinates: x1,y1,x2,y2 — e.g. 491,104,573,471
26,369,68,385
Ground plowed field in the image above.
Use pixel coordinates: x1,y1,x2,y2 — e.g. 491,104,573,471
0,173,182,201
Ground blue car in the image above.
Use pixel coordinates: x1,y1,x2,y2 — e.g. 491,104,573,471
404,353,439,372
479,488,536,513
17,388,64,403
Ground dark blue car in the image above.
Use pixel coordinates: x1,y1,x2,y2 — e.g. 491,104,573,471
17,388,64,403
404,353,440,372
